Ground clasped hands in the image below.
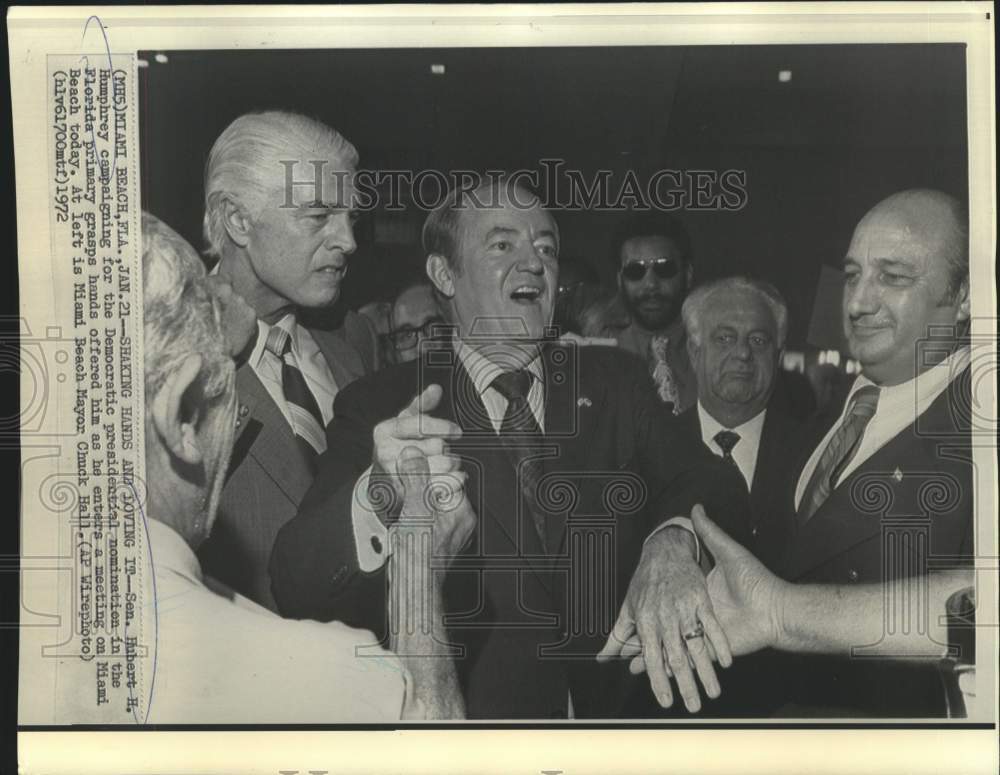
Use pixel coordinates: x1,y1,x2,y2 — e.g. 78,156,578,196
597,504,783,713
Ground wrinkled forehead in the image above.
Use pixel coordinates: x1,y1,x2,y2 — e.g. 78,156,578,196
848,201,953,266
263,143,357,208
705,289,778,332
455,186,558,242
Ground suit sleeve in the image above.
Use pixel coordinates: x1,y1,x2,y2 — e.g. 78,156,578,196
269,377,394,631
624,354,753,549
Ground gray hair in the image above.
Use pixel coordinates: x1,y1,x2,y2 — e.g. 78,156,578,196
682,276,789,348
202,110,359,259
143,212,233,409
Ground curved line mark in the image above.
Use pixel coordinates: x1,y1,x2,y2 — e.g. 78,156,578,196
78,15,121,186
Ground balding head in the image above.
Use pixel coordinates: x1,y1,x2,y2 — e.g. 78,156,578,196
842,188,970,386
854,189,968,298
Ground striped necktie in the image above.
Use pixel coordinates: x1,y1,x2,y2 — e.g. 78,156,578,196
264,323,327,468
798,385,880,524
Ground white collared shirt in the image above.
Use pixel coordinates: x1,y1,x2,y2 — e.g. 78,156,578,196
454,340,546,432
145,518,407,723
250,313,338,426
697,403,767,492
794,346,970,510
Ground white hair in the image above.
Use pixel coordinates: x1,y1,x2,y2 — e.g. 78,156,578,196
682,276,788,348
202,110,359,259
142,212,233,409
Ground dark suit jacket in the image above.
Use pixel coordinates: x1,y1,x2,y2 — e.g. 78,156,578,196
271,342,751,719
779,366,974,717
673,401,805,573
199,310,379,611
647,399,806,718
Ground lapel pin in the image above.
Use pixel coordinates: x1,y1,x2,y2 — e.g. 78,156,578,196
577,397,592,408
892,467,903,482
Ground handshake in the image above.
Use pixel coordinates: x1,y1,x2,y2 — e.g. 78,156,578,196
373,384,476,560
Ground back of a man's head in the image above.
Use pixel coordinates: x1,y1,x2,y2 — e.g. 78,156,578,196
143,213,235,539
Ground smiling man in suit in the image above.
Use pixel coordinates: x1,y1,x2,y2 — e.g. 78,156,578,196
271,177,751,719
197,111,381,611
778,188,974,716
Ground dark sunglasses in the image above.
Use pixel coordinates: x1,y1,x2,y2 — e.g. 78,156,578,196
388,317,444,350
621,258,681,282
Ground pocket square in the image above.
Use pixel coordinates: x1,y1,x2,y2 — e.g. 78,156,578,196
577,397,592,408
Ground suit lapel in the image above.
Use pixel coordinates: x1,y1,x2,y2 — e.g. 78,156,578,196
432,351,554,588
234,365,314,505
546,348,608,558
310,324,367,392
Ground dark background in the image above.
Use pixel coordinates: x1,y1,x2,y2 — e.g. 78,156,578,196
138,44,968,351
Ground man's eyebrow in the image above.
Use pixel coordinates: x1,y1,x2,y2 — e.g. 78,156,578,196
534,229,558,242
484,226,519,240
875,257,916,271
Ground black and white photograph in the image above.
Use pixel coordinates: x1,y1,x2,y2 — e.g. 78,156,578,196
7,5,996,774
134,42,983,721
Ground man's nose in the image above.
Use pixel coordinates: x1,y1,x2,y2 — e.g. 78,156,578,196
732,337,752,360
324,214,357,255
846,274,879,318
518,245,545,274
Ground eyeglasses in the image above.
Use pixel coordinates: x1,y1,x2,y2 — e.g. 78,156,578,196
388,317,444,350
621,258,681,282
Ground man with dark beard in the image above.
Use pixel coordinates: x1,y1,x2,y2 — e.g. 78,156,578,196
582,212,697,413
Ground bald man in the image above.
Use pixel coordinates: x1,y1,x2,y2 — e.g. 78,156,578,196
780,188,974,716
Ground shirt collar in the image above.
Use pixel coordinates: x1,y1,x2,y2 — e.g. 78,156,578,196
697,401,767,443
846,344,970,415
147,518,203,585
455,338,544,399
249,312,297,369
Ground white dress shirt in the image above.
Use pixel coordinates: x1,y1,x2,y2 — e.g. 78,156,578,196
249,313,338,426
697,403,767,491
795,346,970,510
145,518,407,723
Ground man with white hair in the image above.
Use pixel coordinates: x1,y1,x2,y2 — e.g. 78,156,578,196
197,111,383,610
676,276,804,573
141,212,470,721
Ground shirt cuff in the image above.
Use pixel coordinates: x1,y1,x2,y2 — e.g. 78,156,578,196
644,516,701,565
352,465,391,572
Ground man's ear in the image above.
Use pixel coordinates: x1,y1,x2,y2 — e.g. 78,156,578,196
955,278,971,322
684,261,694,289
151,353,206,467
221,195,253,249
426,253,455,299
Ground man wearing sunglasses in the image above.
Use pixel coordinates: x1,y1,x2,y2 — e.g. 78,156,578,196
583,212,697,414
387,280,443,364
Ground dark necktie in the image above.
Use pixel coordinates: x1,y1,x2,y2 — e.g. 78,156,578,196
798,385,880,523
264,324,327,469
713,429,741,467
491,369,546,549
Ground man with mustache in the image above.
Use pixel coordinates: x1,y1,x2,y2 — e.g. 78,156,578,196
271,177,751,719
197,111,383,611
583,212,697,414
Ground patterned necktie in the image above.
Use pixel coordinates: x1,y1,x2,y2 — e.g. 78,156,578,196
491,369,546,549
264,323,327,469
714,429,741,467
798,385,880,523
650,334,681,414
